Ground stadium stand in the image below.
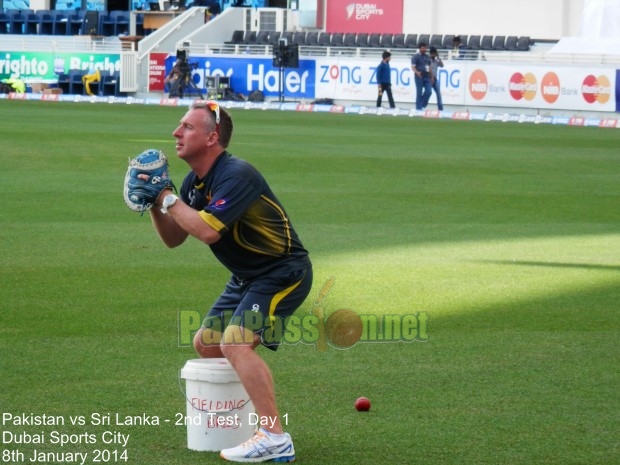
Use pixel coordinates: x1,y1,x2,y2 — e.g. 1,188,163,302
492,35,506,50
65,10,85,35
0,12,9,33
114,11,129,36
317,32,331,46
242,30,256,44
429,34,442,49
69,70,86,95
404,33,418,48
39,10,54,35
330,32,343,47
367,32,381,47
467,35,481,50
504,35,518,51
441,34,454,50
343,32,356,47
480,35,494,50
355,32,368,48
24,11,39,34
292,31,306,46
226,29,244,44
304,31,318,46
255,30,270,45
517,36,531,51
9,10,26,34
379,33,393,48
392,33,405,48
101,71,121,96
267,30,281,46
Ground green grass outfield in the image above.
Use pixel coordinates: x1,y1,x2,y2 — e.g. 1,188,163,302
1,100,618,465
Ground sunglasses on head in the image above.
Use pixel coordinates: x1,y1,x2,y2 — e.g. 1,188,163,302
191,100,220,135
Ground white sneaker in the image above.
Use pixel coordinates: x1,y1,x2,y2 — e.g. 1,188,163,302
220,428,295,463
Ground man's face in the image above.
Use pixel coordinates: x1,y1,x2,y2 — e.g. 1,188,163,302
420,45,427,54
172,108,215,161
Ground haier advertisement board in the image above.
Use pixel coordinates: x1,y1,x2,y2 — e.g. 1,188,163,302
162,54,316,100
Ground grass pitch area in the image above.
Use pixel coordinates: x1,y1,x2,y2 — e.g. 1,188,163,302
1,100,618,465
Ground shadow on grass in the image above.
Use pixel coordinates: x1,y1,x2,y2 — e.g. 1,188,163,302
475,260,620,272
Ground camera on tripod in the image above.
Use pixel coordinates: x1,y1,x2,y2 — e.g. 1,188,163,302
167,48,203,99
176,49,198,73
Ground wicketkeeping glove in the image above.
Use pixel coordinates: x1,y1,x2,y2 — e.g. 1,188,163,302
123,149,176,213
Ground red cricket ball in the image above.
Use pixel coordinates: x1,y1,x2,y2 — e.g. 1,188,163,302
355,396,371,411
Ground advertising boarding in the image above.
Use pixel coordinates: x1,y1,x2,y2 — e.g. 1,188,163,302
325,0,403,34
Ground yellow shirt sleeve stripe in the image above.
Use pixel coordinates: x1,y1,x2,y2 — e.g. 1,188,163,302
198,210,227,232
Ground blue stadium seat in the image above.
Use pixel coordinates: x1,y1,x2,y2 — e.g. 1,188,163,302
38,11,55,35
67,10,87,35
56,71,72,93
52,10,68,35
69,70,86,94
101,71,120,96
0,12,10,33
135,13,144,36
9,11,27,34
114,11,129,36
99,11,115,36
24,11,39,34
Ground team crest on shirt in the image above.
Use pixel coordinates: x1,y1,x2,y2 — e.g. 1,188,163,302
210,198,227,210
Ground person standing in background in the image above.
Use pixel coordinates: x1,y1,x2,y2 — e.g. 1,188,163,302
411,42,432,110
429,46,444,111
452,36,467,59
376,50,395,108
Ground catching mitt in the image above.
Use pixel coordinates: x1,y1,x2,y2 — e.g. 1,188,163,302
123,149,176,213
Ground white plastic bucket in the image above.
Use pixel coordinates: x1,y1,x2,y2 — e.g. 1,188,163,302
180,358,255,451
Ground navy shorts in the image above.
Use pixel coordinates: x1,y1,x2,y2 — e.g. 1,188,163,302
201,266,313,350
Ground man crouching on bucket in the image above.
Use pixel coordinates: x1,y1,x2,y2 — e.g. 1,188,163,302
144,101,312,463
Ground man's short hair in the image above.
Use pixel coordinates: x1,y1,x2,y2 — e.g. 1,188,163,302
382,50,391,59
